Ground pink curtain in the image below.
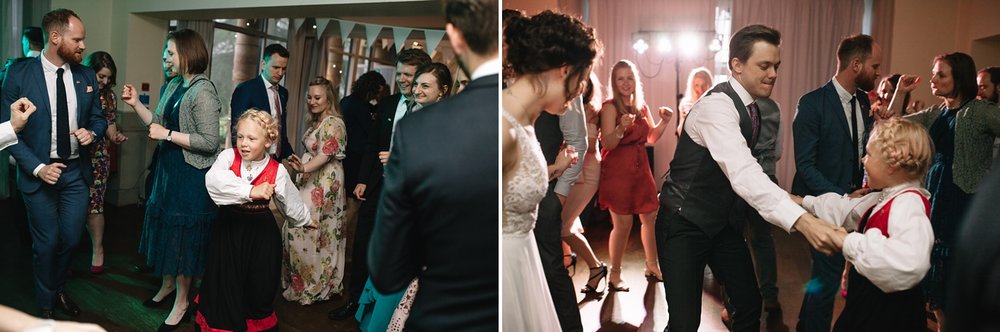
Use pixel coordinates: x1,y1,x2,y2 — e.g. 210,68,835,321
731,0,865,189
589,0,716,185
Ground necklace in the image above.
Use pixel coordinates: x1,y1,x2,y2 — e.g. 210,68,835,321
244,160,255,181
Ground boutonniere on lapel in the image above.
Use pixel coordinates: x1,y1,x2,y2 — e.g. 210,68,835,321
86,85,93,93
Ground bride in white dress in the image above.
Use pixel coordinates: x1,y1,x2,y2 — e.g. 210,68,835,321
501,11,600,331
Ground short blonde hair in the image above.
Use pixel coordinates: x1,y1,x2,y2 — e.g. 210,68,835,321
869,117,934,180
237,108,279,143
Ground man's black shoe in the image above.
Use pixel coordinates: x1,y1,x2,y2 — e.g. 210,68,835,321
328,301,358,320
56,292,80,317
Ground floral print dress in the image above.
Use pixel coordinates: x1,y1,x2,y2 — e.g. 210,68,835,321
89,94,117,214
282,115,348,305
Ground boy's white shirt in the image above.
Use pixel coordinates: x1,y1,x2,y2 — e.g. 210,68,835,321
205,148,311,227
802,180,934,293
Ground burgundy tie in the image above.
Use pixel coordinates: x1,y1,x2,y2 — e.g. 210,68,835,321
748,102,760,147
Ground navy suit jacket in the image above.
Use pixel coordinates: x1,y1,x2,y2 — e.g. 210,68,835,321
340,93,377,191
0,56,107,193
357,93,403,195
230,75,293,160
369,74,499,331
792,80,873,196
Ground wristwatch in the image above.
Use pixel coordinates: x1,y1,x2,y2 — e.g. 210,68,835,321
166,130,173,142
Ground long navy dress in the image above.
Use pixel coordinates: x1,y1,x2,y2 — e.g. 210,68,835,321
922,104,973,310
138,85,217,277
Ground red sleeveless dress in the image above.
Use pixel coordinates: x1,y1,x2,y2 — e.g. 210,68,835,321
598,103,659,215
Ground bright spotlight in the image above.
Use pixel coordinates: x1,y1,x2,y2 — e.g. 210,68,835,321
678,33,701,57
708,37,723,53
633,38,649,54
656,35,671,54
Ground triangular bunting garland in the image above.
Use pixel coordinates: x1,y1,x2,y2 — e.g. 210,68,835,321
315,18,330,37
393,27,413,51
339,20,356,44
365,24,384,47
423,29,446,54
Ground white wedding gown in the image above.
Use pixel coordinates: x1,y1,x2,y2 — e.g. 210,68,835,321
501,111,562,331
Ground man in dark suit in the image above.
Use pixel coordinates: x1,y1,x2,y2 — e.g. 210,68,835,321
791,34,881,332
367,0,498,330
230,43,293,162
0,9,107,318
327,47,431,320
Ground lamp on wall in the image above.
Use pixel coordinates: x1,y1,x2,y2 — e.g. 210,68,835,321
632,30,722,108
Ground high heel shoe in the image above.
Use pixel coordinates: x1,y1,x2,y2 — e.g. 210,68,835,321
608,267,630,292
644,262,663,282
157,305,191,332
144,289,176,308
580,263,608,294
564,253,578,277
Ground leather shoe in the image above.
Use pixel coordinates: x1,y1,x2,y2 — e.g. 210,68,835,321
328,301,358,320
56,292,80,317
39,309,54,319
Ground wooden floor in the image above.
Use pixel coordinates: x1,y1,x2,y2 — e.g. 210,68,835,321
0,195,360,332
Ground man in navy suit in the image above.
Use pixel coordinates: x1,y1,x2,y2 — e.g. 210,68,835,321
230,43,293,162
328,48,430,321
0,9,107,318
792,34,881,332
368,0,498,329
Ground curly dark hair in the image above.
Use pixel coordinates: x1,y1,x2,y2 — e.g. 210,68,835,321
351,71,388,102
504,10,601,101
413,62,453,98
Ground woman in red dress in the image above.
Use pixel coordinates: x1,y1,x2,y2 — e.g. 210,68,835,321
598,60,672,290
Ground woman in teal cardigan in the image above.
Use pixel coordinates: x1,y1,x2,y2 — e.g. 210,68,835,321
888,52,1000,329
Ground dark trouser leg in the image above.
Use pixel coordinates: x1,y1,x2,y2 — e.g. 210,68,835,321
657,210,711,332
747,212,779,305
534,184,582,332
349,185,380,303
709,224,762,332
23,161,88,309
796,248,845,332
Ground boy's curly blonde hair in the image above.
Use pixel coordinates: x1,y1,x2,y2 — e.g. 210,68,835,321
237,108,279,143
869,117,934,180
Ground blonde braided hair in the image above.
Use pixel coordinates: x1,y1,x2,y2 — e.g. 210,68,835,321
869,117,934,180
237,108,279,144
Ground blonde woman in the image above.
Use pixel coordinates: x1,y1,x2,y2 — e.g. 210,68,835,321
282,77,348,305
677,67,713,136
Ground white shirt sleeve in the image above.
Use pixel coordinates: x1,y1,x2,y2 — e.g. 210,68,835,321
841,192,934,292
205,149,253,205
686,94,805,232
802,192,879,231
0,122,17,151
273,165,311,227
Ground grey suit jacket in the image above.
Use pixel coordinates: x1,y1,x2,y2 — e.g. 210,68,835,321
152,74,223,169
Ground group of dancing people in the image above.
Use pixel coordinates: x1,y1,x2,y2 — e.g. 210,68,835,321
1,2,499,331
501,9,1000,332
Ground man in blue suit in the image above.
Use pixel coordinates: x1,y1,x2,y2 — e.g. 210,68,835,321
0,9,107,319
230,43,293,162
791,34,881,332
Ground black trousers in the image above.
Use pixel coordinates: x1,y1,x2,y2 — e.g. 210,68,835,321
656,209,761,332
533,182,583,332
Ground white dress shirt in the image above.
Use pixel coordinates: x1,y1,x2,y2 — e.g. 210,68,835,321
471,57,501,81
389,94,411,148
40,55,80,159
205,149,311,227
802,180,934,292
831,78,865,166
261,76,283,156
684,77,806,232
0,122,17,150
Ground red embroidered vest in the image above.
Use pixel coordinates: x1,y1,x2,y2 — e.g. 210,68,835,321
229,147,279,201
860,189,930,237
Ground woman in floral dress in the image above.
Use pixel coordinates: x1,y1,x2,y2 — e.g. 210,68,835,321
282,77,347,305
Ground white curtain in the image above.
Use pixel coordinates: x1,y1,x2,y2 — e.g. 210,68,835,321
731,0,865,189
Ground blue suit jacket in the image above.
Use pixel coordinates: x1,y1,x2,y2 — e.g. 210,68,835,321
792,80,873,196
230,75,293,160
0,56,107,193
